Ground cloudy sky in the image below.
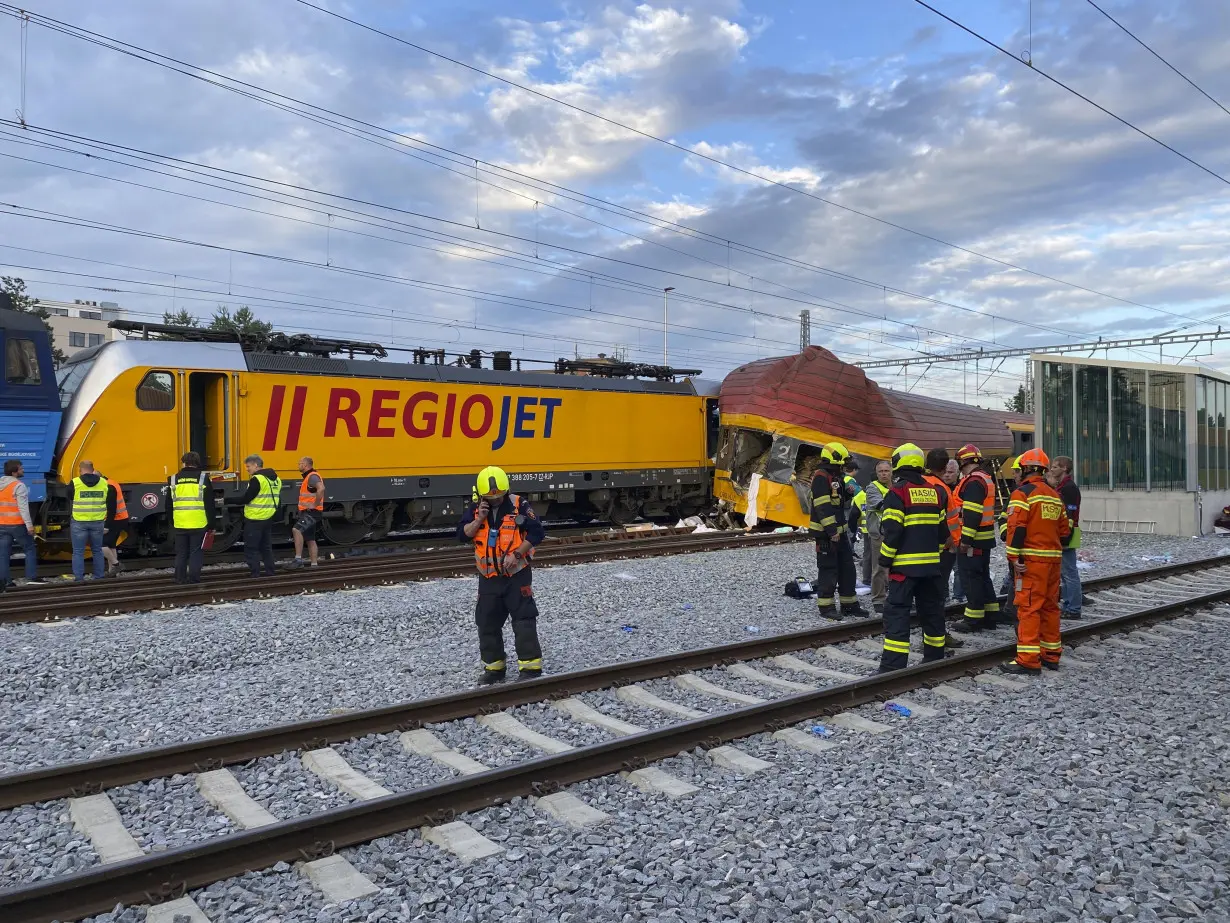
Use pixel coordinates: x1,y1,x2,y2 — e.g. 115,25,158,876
1,0,1228,405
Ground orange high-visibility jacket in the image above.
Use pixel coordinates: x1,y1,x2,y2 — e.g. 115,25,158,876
1004,475,1071,561
471,494,537,578
924,473,961,546
955,469,996,549
299,471,325,511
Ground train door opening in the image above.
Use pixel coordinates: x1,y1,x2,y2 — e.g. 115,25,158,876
188,372,230,471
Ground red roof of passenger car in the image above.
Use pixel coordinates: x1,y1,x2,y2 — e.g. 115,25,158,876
720,347,1031,451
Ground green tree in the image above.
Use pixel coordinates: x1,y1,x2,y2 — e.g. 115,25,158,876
1005,384,1033,415
0,276,67,365
162,308,201,327
209,305,273,337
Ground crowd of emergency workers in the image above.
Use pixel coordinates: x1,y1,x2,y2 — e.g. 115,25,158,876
810,441,1083,675
0,439,1083,681
0,452,330,587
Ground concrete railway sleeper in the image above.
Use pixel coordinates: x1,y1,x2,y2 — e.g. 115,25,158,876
0,557,1226,812
1,557,1225,810
0,567,1227,922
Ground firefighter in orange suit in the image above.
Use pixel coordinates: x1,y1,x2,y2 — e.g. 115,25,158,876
458,466,545,684
1001,448,1070,675
950,444,1003,633
877,443,950,672
808,442,866,618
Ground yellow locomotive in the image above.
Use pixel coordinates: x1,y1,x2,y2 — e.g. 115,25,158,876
43,323,718,553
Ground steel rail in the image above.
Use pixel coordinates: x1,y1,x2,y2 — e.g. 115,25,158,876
15,525,701,599
0,529,807,624
0,557,1222,809
0,584,1222,923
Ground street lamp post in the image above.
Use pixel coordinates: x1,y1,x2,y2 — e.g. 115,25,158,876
663,286,675,366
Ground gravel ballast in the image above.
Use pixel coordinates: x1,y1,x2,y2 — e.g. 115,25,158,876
71,606,1230,922
2,533,1225,774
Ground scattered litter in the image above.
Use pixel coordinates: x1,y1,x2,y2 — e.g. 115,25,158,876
1218,545,1230,555
808,725,834,738
855,586,871,596
619,625,638,633
744,625,760,633
883,703,912,717
1076,562,1095,571
772,526,794,533
1140,555,1173,564
682,603,693,610
675,516,705,529
612,573,638,581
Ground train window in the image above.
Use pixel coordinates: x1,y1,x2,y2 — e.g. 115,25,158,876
137,370,175,411
4,338,41,385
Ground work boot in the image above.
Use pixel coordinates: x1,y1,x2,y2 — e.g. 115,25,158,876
1060,610,1082,620
1041,660,1060,671
478,668,507,685
818,604,842,621
516,668,543,682
999,660,1041,676
842,604,868,618
951,619,982,633
944,633,966,649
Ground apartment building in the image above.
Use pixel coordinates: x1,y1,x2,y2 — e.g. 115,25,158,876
40,299,126,358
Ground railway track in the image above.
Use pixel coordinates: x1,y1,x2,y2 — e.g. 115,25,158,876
0,556,1225,922
0,526,802,625
28,523,605,578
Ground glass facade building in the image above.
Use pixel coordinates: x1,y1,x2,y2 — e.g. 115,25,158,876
1034,356,1214,492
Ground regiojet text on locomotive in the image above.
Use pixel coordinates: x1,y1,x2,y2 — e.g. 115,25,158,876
262,384,563,452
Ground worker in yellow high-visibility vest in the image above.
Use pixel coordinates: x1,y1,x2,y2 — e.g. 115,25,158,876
169,451,214,585
231,453,281,578
69,460,116,582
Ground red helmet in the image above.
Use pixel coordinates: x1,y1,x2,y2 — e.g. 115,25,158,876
955,443,983,465
1017,448,1050,471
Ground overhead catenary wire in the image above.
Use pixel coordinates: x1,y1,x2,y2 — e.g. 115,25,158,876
911,0,1230,187
0,4,1194,331
281,0,1190,321
1,118,1154,362
0,124,1015,356
4,260,1035,389
0,208,818,361
1083,0,1230,120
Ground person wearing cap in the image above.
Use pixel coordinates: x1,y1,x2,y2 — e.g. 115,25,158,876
877,443,950,672
1001,448,1070,675
458,466,546,683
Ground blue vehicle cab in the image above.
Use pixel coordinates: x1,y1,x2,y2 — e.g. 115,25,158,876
0,299,63,505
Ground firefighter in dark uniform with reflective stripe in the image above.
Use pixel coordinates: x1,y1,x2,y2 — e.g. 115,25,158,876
951,443,1003,633
458,466,545,684
809,442,865,618
877,443,950,672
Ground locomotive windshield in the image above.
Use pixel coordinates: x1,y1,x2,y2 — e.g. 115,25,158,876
56,357,95,408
